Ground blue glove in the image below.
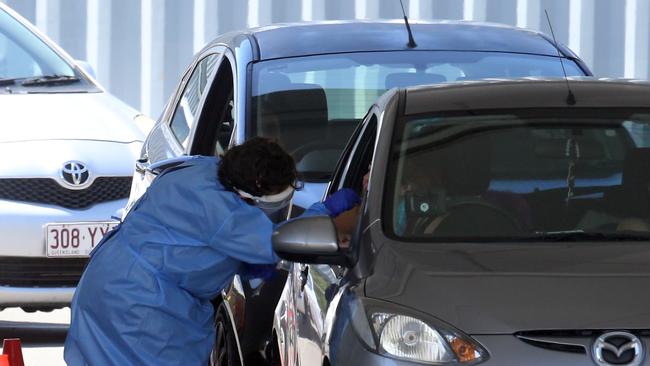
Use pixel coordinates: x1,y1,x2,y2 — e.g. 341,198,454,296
239,263,277,281
323,188,361,217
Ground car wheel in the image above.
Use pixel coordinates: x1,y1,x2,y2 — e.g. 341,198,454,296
210,303,241,366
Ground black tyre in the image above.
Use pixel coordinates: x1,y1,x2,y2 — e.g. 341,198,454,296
210,303,241,366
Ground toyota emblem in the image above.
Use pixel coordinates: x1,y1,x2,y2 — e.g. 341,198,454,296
61,161,90,188
592,331,644,366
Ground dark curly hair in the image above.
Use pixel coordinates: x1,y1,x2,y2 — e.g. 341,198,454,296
218,137,296,196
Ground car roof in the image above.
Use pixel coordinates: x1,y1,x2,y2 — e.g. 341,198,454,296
213,20,571,61
397,78,650,115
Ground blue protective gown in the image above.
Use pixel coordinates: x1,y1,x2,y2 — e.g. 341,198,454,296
64,156,304,366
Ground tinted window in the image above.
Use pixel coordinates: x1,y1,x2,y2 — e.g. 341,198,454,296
169,54,219,147
385,109,650,241
250,51,585,181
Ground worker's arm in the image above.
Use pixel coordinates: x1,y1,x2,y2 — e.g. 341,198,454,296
210,203,278,264
302,188,361,217
295,189,362,249
237,189,363,280
235,201,331,281
216,188,361,266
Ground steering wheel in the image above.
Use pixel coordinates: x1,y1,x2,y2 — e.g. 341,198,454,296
414,200,523,237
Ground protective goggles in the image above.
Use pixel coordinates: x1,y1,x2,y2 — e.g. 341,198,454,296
235,185,296,211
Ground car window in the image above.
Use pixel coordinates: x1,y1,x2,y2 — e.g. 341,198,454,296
386,108,650,241
250,51,585,182
336,115,377,196
213,92,234,156
328,112,375,195
169,53,219,148
187,56,235,157
624,116,650,147
0,8,75,79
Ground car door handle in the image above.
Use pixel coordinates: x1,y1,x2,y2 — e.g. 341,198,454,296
298,265,309,290
135,156,149,174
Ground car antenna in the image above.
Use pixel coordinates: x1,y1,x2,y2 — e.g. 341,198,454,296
544,9,576,105
399,0,417,48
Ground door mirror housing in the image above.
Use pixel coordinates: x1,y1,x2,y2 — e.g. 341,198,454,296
75,60,96,79
273,216,347,265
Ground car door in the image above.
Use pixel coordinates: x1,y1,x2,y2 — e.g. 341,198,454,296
293,111,379,365
127,47,236,211
128,51,220,205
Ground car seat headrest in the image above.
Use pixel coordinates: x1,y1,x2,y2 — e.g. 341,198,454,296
259,85,328,126
255,73,292,95
255,84,329,152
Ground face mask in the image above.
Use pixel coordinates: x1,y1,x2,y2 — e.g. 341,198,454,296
236,185,295,223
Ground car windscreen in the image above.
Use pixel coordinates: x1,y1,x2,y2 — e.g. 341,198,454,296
0,8,77,81
250,51,585,181
385,108,650,242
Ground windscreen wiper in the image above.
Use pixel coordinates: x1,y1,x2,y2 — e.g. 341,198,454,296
0,78,18,86
529,230,650,242
21,75,80,87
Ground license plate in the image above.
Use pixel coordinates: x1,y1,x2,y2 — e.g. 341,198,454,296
45,221,119,257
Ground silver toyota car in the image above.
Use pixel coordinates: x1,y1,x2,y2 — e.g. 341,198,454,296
0,3,151,311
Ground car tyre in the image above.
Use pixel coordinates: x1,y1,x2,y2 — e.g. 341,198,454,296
210,303,241,366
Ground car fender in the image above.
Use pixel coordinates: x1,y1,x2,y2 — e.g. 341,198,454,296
272,268,295,366
221,276,246,366
321,284,349,362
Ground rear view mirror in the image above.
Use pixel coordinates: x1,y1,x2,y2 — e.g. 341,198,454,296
534,138,605,159
272,216,347,265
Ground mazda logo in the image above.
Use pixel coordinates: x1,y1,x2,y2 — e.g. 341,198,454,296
60,161,90,188
592,331,644,366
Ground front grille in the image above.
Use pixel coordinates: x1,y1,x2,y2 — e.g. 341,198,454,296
515,330,650,354
0,177,132,209
0,257,88,287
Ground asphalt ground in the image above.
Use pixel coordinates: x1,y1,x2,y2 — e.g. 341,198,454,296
0,308,68,365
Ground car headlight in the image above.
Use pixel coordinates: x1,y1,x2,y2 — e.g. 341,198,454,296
347,296,488,365
372,313,453,363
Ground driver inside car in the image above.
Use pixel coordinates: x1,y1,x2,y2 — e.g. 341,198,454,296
398,136,532,237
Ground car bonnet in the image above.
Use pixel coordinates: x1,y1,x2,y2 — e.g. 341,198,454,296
364,240,650,334
0,92,142,144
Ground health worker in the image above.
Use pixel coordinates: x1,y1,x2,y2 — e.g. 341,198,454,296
64,137,358,366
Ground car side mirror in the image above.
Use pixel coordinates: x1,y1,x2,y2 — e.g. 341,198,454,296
272,216,347,265
75,60,96,79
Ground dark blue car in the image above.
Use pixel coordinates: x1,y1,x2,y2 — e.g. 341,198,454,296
124,20,591,365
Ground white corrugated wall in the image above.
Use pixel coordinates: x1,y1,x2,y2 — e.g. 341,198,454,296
1,0,648,117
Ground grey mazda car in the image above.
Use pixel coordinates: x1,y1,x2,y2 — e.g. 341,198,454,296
272,78,650,366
